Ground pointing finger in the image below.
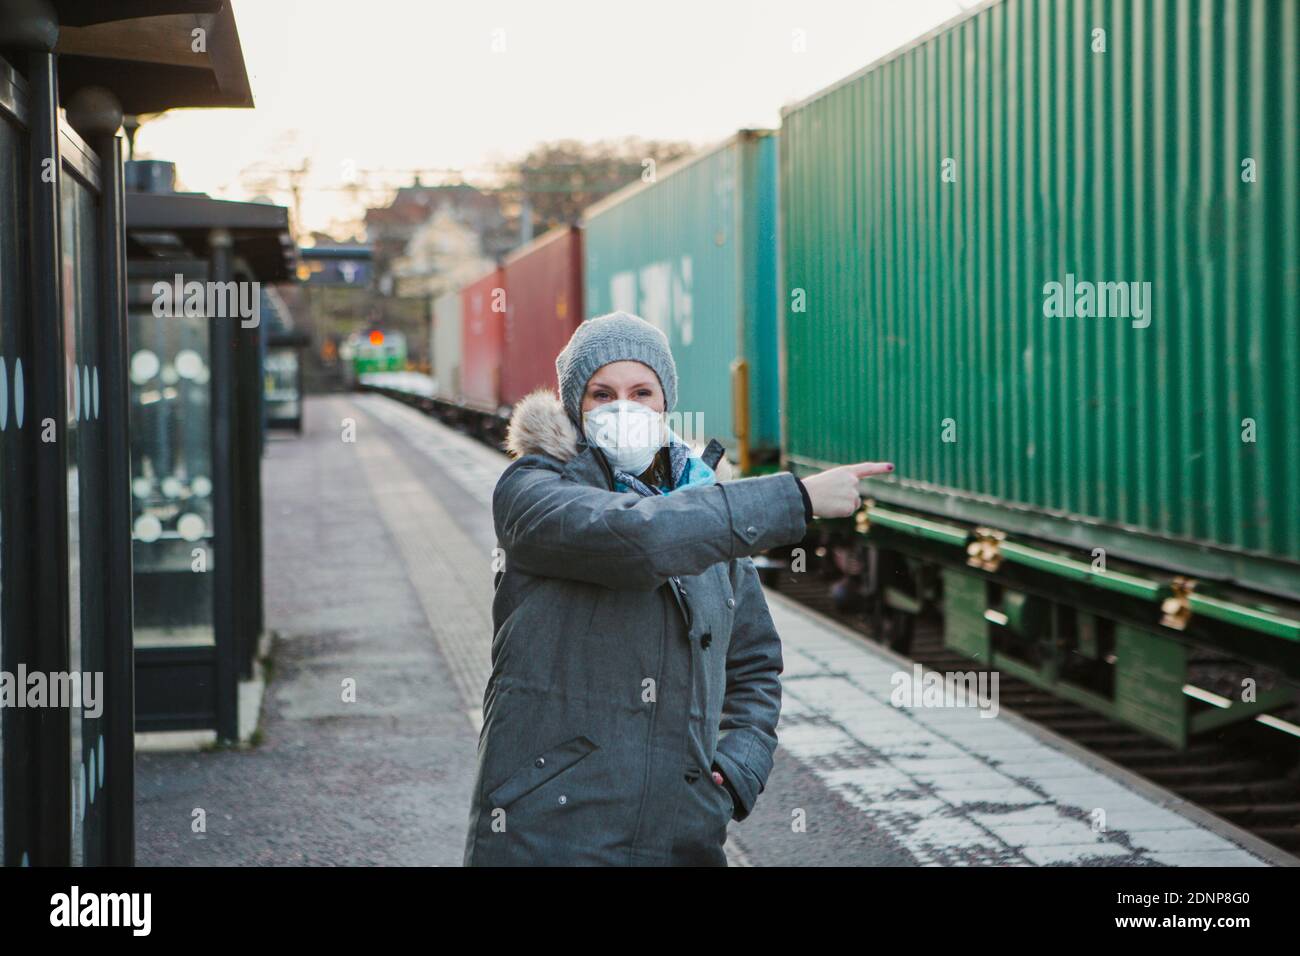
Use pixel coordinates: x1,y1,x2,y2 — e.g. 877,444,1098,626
850,461,895,478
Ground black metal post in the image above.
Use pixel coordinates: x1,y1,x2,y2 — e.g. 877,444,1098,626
246,308,265,670
209,229,239,743
234,297,252,678
94,125,134,866
0,50,39,870
28,48,72,866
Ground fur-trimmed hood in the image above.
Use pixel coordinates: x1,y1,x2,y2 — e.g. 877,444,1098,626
504,389,734,480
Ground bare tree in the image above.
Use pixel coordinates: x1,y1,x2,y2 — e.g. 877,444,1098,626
502,137,695,236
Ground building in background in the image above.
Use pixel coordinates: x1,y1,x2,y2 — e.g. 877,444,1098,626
364,179,516,299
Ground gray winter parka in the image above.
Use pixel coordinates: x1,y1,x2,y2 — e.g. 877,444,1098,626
462,390,808,866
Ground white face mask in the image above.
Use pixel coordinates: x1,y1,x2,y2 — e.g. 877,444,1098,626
582,399,666,476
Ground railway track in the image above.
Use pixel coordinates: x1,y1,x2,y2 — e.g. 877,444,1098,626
770,567,1300,857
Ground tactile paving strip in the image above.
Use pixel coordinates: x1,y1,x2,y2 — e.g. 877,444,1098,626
344,399,495,724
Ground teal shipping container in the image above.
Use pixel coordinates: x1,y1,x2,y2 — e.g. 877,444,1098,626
582,129,779,471
779,0,1299,601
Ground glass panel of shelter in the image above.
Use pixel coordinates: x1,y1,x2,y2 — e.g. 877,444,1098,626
127,260,216,650
60,159,106,865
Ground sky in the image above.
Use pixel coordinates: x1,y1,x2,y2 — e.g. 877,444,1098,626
134,0,975,239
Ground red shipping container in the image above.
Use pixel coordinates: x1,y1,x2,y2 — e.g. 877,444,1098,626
500,225,583,407
459,266,506,412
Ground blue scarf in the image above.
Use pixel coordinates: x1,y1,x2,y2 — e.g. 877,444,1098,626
613,432,716,497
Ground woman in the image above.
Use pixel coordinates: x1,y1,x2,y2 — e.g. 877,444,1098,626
463,310,892,866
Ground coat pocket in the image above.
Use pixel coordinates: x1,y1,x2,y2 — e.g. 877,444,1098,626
714,776,735,823
486,733,600,810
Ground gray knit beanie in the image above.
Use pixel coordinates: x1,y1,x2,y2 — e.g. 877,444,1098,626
555,311,678,423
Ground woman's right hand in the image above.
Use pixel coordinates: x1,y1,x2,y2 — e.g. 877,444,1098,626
801,461,894,518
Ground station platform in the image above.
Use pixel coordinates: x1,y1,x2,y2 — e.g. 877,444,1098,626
136,394,1293,866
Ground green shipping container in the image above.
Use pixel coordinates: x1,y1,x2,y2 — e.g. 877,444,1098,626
780,0,1299,600
583,129,779,469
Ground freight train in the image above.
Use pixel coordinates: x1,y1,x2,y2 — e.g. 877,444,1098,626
366,0,1300,752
